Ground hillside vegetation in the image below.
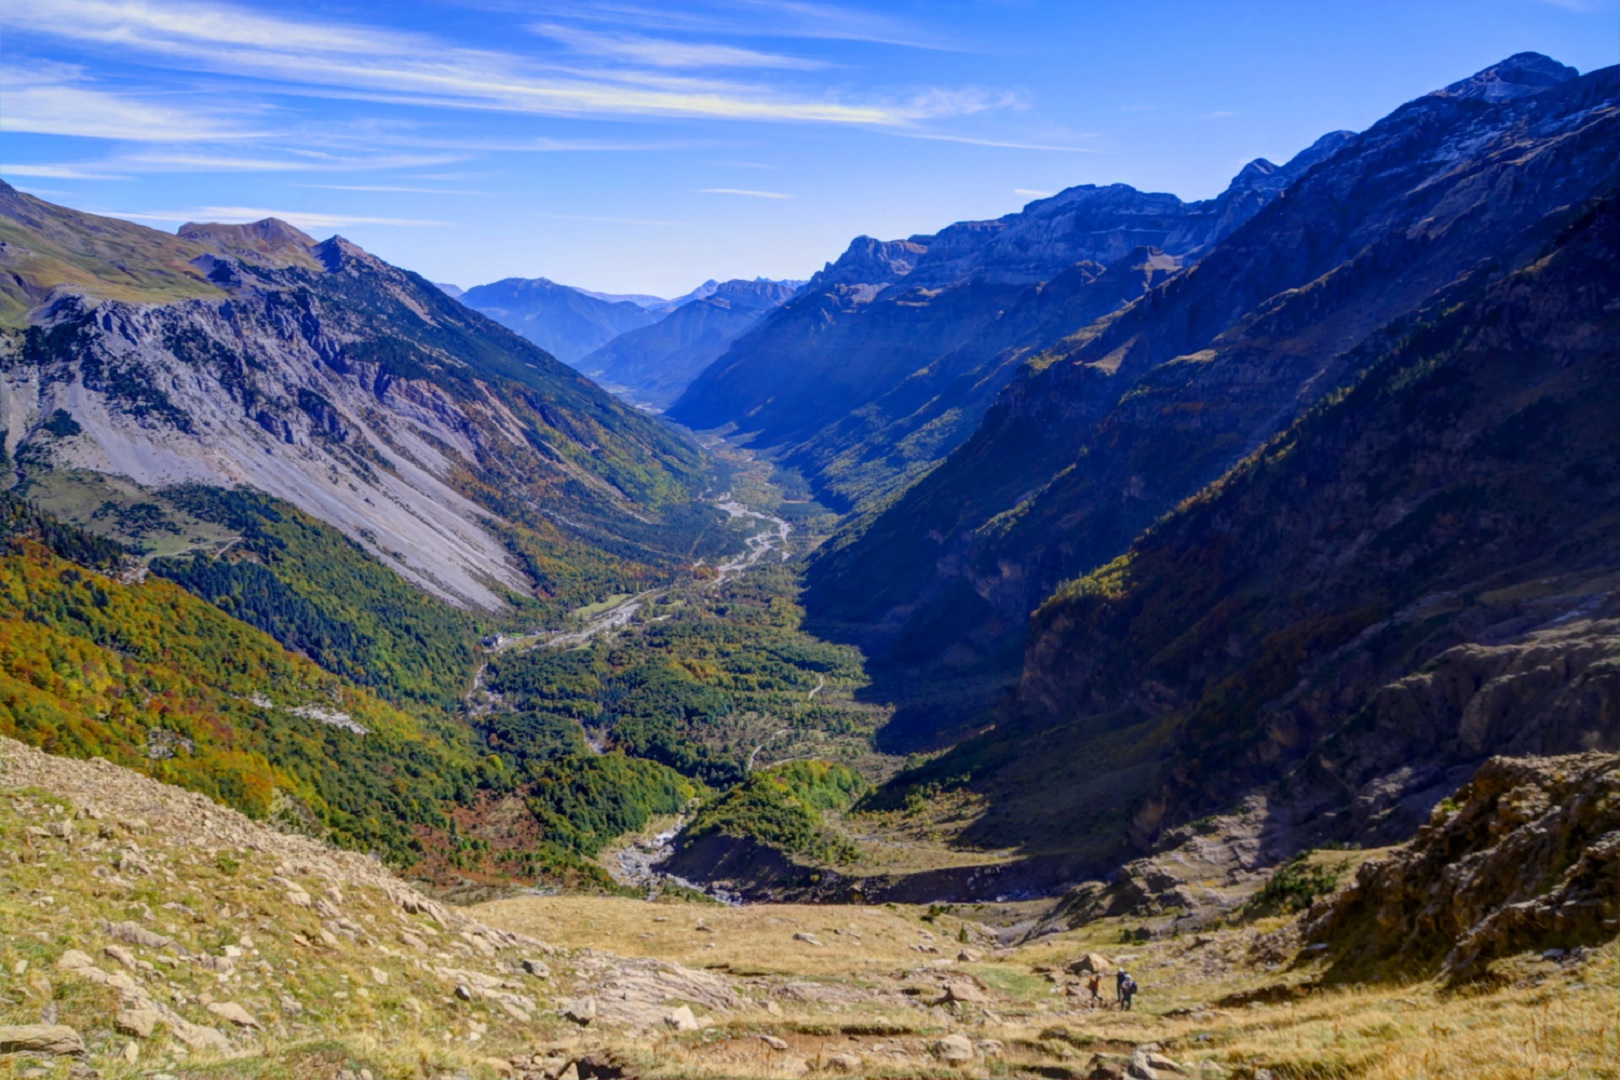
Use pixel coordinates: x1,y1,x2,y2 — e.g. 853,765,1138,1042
0,496,490,863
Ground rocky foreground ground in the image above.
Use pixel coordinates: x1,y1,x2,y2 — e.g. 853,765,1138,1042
2,737,1615,1079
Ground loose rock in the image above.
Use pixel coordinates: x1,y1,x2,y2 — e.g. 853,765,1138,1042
933,1033,975,1064
0,1025,85,1056
114,1009,160,1039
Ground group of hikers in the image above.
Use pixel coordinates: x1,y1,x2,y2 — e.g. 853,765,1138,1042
1083,969,1138,1010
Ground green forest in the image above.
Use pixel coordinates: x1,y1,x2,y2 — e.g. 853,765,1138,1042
0,483,887,888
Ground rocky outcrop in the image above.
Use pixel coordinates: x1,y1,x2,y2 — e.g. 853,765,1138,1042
1305,753,1620,981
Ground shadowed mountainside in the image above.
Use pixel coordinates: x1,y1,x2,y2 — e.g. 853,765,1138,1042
875,181,1619,880
669,132,1353,510
804,55,1616,747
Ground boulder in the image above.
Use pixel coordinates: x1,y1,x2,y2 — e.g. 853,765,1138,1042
1067,952,1114,975
0,1024,85,1056
165,1017,231,1052
663,1005,699,1031
939,979,991,1004
826,1052,863,1073
206,1001,260,1028
933,1033,975,1064
562,997,598,1025
114,1008,161,1039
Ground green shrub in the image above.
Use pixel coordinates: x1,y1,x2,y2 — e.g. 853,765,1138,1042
1252,852,1346,914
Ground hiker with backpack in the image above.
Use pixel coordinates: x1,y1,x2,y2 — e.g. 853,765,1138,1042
1116,969,1138,1010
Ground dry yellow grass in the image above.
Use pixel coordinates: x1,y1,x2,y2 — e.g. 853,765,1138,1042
472,895,982,979
471,894,1620,1080
5,737,1616,1080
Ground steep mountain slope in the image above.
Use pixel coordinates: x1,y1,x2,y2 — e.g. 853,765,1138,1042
0,183,711,611
0,495,489,862
880,182,1620,879
806,55,1616,744
458,276,661,365
579,278,802,408
668,133,1351,508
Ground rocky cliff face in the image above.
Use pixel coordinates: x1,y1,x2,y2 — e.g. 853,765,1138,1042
0,185,708,609
668,137,1345,510
1305,752,1619,982
805,57,1617,746
457,276,661,365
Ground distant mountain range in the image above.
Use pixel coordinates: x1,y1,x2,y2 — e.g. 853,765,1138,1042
667,131,1352,509
455,277,662,365
579,279,803,409
454,274,801,404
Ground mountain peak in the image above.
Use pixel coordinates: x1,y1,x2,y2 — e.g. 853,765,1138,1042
312,234,389,274
178,217,318,269
1434,52,1578,103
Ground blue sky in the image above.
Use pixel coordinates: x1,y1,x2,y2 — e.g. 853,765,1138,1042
2,0,1614,296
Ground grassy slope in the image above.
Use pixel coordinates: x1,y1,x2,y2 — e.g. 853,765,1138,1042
0,182,224,325
10,733,1612,1080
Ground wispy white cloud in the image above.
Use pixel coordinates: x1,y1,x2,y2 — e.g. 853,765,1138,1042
1014,188,1054,199
698,188,792,199
1208,110,1238,120
0,163,131,180
894,132,1099,153
530,0,958,51
119,150,462,173
4,0,975,127
300,183,486,195
0,147,466,178
530,23,827,70
103,206,451,229
533,212,683,226
0,66,263,142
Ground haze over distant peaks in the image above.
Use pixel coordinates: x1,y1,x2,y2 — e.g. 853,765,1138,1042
457,276,661,364
580,277,805,409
